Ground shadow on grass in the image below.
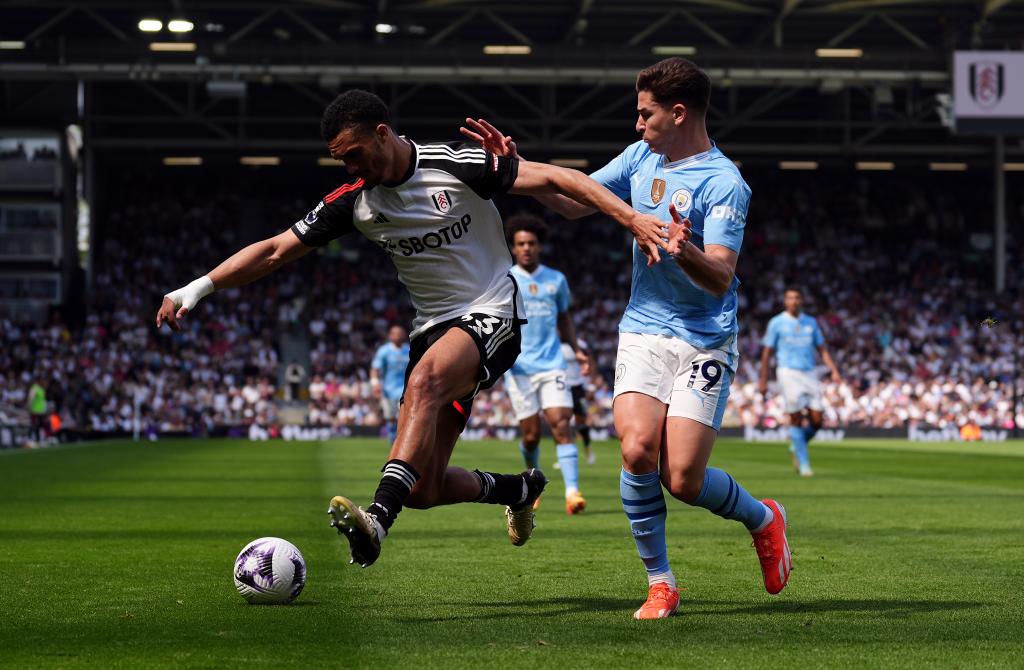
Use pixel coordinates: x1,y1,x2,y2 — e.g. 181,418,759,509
686,598,989,617
390,596,989,623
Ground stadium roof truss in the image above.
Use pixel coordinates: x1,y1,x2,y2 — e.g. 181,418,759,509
1,0,1022,159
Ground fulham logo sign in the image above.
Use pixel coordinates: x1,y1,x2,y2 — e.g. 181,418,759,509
431,190,453,213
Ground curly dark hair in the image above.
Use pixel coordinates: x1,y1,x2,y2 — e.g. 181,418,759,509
320,90,390,142
505,212,548,244
636,57,711,114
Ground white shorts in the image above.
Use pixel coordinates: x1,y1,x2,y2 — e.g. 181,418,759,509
380,397,400,421
777,367,823,413
613,332,734,431
504,369,572,422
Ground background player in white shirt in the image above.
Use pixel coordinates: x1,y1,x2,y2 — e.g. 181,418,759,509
156,89,673,569
503,214,590,515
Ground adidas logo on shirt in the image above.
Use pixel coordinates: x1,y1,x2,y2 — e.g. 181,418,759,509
374,213,390,225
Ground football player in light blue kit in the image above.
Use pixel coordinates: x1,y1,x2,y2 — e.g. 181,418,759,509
461,57,792,620
758,287,843,477
503,214,590,515
371,324,410,444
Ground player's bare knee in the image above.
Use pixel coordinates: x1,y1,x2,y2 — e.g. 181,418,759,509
620,436,659,473
665,469,704,503
522,435,540,450
550,418,573,444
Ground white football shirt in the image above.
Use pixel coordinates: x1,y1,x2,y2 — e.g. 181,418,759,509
292,141,524,337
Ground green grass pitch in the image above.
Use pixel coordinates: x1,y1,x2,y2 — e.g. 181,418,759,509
2,437,1023,669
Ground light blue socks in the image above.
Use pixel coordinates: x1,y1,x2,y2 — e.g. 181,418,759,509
620,469,673,586
691,467,771,532
790,426,810,468
556,443,580,494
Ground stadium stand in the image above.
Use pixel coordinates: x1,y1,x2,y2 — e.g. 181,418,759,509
1,168,1020,438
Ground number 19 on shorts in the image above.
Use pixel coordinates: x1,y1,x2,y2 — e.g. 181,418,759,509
687,360,723,393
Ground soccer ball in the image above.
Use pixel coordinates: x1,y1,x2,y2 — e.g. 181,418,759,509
233,537,306,605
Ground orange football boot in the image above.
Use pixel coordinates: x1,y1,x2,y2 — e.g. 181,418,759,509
565,490,587,515
751,499,792,594
633,582,680,620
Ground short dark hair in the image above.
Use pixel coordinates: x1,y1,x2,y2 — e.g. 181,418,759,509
320,90,390,142
784,286,803,296
635,57,711,114
505,213,547,244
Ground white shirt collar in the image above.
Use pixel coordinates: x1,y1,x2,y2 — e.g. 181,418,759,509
662,142,718,171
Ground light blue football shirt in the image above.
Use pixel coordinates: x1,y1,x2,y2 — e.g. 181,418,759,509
590,141,750,363
509,263,571,376
371,342,410,400
762,311,824,371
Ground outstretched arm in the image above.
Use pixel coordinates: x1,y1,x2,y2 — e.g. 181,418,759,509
511,160,687,265
207,228,312,290
534,191,597,220
155,228,312,331
460,118,596,220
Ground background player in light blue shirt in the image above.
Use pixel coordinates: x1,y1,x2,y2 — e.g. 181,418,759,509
503,214,589,515
758,287,843,476
461,57,791,619
371,324,410,444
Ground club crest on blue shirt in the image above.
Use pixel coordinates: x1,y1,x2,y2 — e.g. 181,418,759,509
529,283,538,295
671,189,692,212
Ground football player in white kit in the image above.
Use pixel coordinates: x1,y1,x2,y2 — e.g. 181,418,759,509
156,89,676,569
503,214,590,515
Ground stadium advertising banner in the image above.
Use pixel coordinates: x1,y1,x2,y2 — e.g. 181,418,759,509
953,51,1024,133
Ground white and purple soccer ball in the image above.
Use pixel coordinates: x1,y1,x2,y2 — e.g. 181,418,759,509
233,537,306,605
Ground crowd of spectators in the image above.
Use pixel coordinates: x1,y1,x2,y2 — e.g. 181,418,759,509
2,167,1021,437
726,171,1024,430
3,175,288,435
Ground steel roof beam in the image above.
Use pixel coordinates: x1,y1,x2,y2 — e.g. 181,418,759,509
0,62,951,86
877,12,930,50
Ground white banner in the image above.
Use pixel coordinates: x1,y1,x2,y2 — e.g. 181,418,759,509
953,51,1024,132
742,426,846,443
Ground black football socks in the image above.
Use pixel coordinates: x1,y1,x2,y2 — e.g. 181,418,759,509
473,470,528,506
366,459,420,534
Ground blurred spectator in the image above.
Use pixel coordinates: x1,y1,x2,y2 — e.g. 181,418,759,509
2,169,1020,434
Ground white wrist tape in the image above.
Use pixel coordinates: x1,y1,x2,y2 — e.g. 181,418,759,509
165,275,215,312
